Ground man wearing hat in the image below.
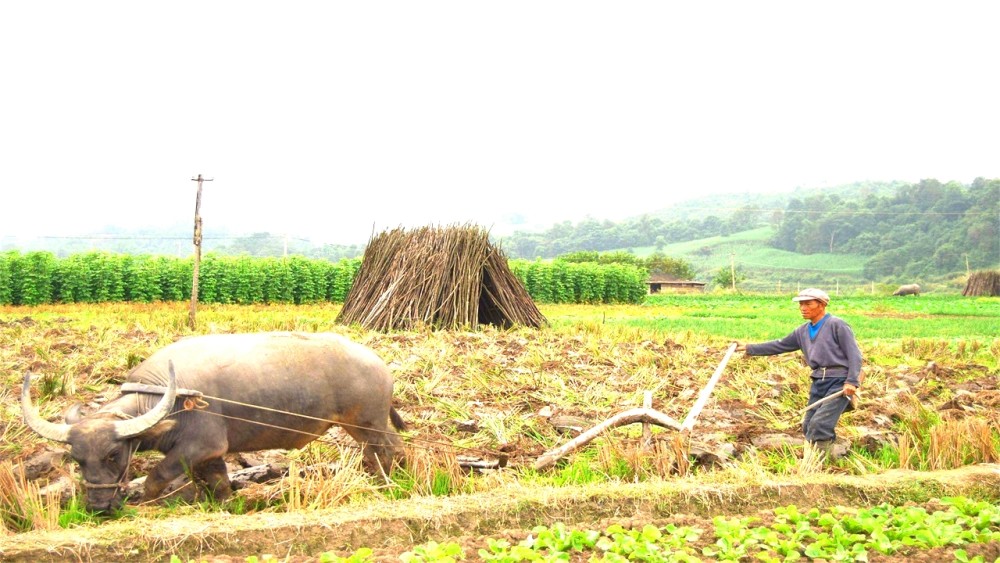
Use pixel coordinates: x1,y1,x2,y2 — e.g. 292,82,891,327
735,288,862,460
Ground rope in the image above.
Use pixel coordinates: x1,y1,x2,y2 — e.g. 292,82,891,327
176,394,516,462
82,441,139,492
136,479,196,507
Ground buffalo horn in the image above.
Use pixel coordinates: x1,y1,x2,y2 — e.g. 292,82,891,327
21,372,73,443
114,360,179,439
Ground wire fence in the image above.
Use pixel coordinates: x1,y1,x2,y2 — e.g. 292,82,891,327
729,280,882,296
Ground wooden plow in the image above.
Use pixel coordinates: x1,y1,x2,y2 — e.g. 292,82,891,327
533,343,738,470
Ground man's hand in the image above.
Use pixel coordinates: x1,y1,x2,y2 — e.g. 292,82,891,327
733,342,746,353
842,382,858,397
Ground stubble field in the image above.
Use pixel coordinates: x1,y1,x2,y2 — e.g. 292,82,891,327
1,295,998,561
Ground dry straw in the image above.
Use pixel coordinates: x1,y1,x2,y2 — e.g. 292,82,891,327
928,419,998,469
0,461,62,532
274,450,377,511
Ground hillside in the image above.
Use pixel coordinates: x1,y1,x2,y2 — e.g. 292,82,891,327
498,178,999,284
638,180,906,224
628,226,874,291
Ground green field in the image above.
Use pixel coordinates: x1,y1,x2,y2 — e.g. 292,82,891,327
546,294,1000,343
624,227,920,290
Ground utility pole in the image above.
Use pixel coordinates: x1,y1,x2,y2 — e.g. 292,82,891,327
189,174,213,330
729,252,736,291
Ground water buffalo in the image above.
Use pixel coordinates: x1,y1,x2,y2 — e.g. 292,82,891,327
892,283,921,296
22,332,405,513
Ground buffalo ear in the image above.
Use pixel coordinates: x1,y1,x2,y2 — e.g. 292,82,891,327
64,403,85,424
140,419,178,441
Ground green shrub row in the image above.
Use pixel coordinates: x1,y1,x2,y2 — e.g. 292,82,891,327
510,259,647,304
0,251,647,306
0,251,362,306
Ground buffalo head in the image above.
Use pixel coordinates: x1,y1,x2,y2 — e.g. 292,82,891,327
21,362,179,513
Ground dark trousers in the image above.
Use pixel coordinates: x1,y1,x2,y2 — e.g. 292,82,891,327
802,376,851,442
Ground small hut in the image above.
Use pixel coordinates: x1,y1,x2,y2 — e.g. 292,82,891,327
337,224,546,331
962,270,1000,297
645,273,706,294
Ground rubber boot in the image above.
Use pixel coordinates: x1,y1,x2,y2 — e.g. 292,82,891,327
811,439,835,462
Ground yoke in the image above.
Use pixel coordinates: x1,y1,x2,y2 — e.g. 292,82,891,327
121,382,204,398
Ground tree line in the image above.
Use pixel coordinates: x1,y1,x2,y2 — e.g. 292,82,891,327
770,178,998,279
5,178,995,283
499,178,999,279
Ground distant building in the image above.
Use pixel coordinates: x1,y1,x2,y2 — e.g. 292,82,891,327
646,274,706,294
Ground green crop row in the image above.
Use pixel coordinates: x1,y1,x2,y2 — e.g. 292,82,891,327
299,497,999,562
0,251,648,306
0,251,362,306
169,497,1000,562
510,259,647,304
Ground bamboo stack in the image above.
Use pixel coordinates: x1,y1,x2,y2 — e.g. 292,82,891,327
337,224,546,331
962,270,1000,296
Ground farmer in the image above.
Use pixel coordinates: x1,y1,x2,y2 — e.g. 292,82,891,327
734,288,862,460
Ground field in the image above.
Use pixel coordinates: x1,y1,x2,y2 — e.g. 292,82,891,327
632,227,869,271
1,295,998,561
626,227,970,293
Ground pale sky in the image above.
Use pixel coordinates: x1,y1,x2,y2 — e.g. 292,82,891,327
2,2,998,245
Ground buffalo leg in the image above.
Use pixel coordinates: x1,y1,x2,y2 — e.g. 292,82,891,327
142,448,228,504
342,421,403,474
141,456,188,503
194,457,233,501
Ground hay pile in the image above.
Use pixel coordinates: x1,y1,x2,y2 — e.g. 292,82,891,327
962,270,1000,296
337,225,546,331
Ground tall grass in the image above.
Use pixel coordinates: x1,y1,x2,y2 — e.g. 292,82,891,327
0,461,63,532
275,454,376,511
895,396,999,470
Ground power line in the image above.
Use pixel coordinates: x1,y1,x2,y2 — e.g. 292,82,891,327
669,205,995,217
36,235,241,240
738,262,864,272
6,235,319,243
